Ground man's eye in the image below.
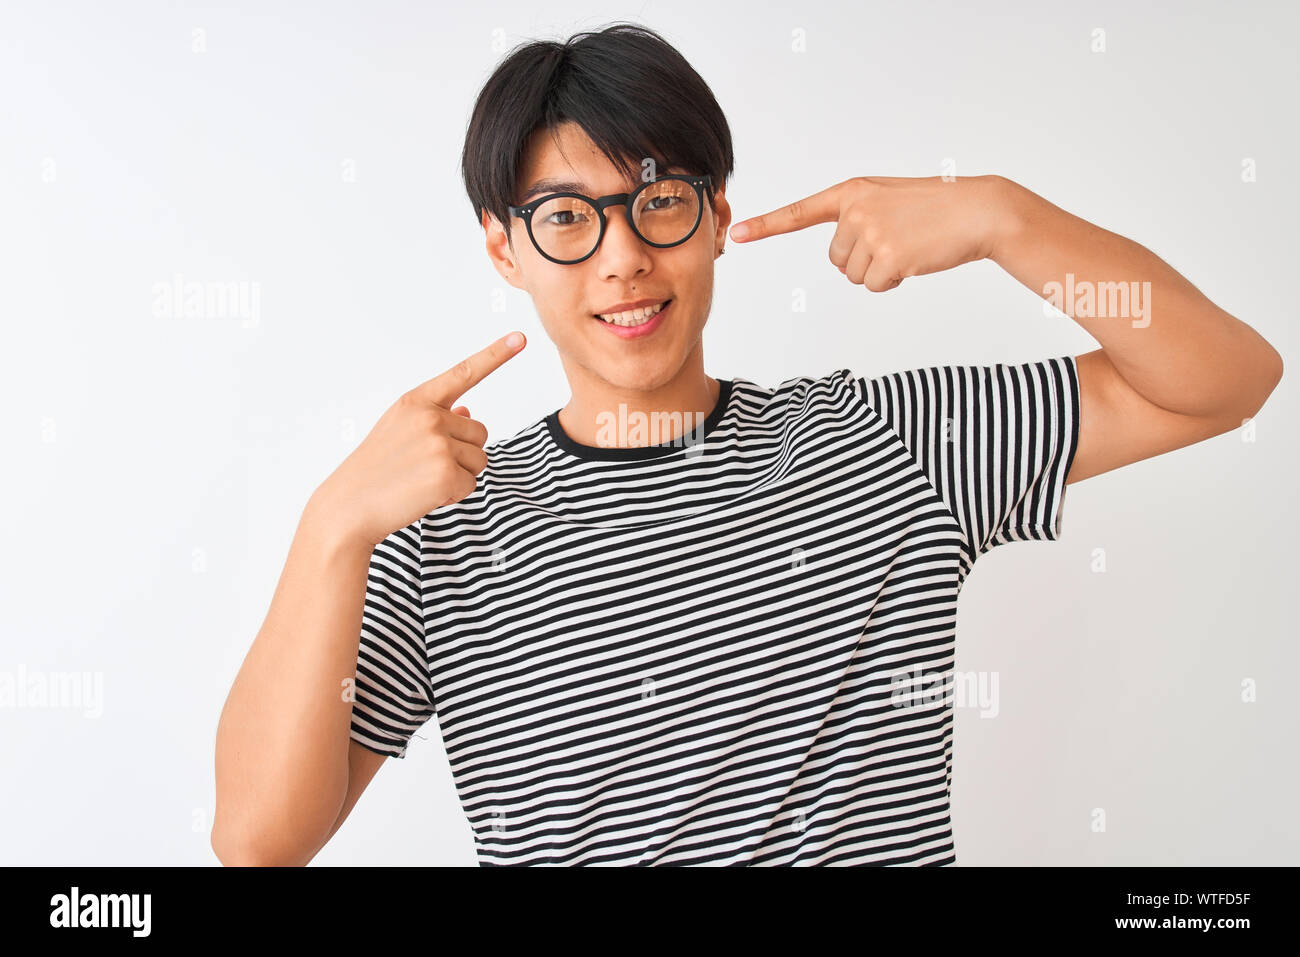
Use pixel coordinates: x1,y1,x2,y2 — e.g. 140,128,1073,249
645,196,683,212
545,210,590,226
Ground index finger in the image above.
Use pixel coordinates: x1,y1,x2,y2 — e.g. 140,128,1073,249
729,180,849,242
414,331,526,408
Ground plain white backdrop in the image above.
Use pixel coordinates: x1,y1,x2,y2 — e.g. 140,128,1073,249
2,0,1295,865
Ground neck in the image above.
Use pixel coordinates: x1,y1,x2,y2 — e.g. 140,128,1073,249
556,353,719,450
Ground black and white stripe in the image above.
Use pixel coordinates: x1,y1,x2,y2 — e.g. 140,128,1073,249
858,358,1081,561
349,355,1080,865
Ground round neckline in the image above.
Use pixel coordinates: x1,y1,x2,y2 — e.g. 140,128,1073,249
545,378,734,462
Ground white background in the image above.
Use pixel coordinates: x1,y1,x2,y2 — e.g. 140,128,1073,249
1,0,1295,865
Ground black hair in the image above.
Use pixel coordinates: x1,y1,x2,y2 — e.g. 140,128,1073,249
460,22,734,244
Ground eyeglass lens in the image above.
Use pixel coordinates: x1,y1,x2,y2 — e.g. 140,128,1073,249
530,179,700,261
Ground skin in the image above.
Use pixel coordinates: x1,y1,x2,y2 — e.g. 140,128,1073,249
728,174,1284,484
483,122,733,443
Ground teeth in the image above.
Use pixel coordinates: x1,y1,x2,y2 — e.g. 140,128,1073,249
597,301,667,326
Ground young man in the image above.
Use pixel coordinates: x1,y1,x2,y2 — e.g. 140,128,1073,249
212,23,1282,866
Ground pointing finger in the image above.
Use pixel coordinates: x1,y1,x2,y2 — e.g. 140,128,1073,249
729,180,849,242
414,332,526,409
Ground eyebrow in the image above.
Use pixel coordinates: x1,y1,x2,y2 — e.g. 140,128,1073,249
519,177,593,201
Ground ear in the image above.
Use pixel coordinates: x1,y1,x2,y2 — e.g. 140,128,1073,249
710,185,733,256
482,209,527,291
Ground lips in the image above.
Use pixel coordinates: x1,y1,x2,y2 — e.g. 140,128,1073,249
594,296,670,316
592,299,670,324
591,299,673,339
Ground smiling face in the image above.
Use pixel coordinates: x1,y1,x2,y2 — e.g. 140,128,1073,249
484,121,730,395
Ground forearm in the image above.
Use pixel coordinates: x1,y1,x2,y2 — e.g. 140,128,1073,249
212,489,371,865
987,176,1282,419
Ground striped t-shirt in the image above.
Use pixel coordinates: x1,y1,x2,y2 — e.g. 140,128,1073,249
349,355,1081,866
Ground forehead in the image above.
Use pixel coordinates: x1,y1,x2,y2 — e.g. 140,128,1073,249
516,123,675,201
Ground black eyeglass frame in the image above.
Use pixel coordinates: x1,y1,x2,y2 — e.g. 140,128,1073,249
508,173,713,265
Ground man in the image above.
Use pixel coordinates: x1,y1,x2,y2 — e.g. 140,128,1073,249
212,23,1282,866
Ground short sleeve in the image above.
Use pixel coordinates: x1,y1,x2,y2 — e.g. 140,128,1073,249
348,520,435,759
851,355,1081,560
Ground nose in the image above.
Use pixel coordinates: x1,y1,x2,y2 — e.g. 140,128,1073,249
592,207,653,279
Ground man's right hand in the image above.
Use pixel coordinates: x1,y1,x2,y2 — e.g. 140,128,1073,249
313,331,527,549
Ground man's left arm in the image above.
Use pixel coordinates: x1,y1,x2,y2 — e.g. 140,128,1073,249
983,176,1283,484
730,174,1284,486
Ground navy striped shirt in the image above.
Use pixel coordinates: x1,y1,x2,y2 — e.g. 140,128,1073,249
349,356,1081,865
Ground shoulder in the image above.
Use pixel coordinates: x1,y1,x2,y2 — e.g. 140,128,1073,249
733,368,863,418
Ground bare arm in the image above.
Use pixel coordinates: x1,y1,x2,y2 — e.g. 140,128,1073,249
210,332,524,867
729,174,1283,486
322,741,388,847
211,495,377,866
985,177,1284,484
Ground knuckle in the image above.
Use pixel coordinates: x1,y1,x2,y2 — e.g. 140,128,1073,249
849,176,877,200
433,457,458,483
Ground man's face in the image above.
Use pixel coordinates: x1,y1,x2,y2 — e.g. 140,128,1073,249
485,121,730,393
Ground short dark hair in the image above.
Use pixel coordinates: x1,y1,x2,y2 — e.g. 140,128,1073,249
460,22,734,243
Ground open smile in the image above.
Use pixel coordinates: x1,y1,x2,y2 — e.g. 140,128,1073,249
591,299,672,339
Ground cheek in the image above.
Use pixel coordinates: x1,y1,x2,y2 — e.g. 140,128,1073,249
529,273,583,329
677,264,713,312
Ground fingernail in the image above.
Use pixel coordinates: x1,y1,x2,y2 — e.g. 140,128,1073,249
731,223,750,240
506,332,523,348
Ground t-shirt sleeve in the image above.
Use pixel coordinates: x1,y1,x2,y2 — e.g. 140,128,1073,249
348,520,435,759
850,355,1081,560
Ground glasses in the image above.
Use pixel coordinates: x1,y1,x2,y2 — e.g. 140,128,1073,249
508,174,712,265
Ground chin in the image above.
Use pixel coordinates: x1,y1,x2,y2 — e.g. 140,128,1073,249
607,357,690,392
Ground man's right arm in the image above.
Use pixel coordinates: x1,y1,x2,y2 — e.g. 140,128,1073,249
210,332,526,866
211,492,380,867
